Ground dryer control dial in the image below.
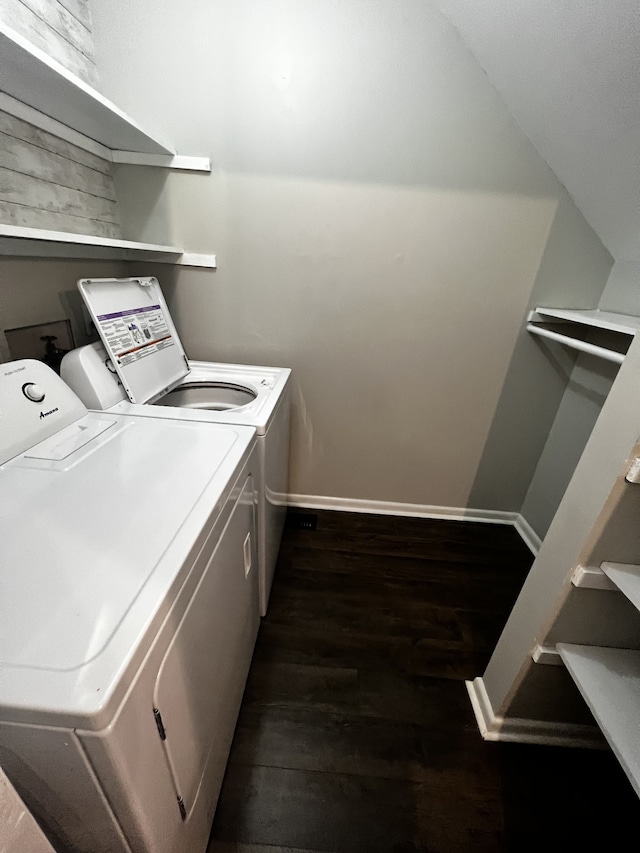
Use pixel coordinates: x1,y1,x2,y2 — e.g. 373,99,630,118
22,382,45,403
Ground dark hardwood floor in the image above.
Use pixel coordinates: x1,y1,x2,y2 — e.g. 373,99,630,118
207,509,640,852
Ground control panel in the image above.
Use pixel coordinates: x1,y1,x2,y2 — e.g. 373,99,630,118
0,360,87,465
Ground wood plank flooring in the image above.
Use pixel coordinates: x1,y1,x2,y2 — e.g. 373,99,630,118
207,509,640,852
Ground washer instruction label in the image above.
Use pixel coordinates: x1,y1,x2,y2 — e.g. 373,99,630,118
95,305,174,365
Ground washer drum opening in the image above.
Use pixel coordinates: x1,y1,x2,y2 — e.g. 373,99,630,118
157,382,257,411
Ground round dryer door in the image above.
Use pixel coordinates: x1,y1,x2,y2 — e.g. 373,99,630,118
156,381,257,411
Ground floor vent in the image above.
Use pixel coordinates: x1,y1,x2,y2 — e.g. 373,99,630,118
288,512,318,530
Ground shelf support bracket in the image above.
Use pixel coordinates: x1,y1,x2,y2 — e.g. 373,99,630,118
111,152,211,172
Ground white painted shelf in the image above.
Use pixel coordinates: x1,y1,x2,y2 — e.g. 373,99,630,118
0,224,216,267
0,22,174,155
601,563,640,611
0,24,214,265
528,307,640,336
557,644,640,798
526,307,639,364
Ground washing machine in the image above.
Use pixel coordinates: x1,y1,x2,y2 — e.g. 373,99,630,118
60,276,291,617
0,358,260,853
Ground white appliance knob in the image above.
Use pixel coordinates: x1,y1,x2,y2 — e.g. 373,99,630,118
22,383,45,403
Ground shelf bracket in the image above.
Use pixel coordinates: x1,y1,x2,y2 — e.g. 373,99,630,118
111,152,211,172
625,458,640,484
176,253,217,268
571,564,619,590
531,644,563,665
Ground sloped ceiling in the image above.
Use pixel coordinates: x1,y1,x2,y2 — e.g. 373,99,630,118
437,0,640,262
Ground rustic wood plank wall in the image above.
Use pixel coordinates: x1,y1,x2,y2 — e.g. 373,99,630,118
0,110,122,238
1,0,98,86
0,1,124,239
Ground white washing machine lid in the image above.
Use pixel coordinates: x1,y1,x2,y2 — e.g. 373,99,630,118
0,412,256,729
78,276,190,405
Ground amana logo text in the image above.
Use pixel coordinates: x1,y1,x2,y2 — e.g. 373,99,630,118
39,408,59,419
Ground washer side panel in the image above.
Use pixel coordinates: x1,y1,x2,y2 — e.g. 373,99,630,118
0,722,130,853
260,384,291,615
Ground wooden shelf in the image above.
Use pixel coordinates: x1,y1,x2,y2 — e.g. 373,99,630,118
0,22,174,155
528,307,640,336
0,224,216,268
557,644,640,798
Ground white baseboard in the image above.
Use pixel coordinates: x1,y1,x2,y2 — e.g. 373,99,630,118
288,494,519,524
287,494,541,554
465,677,604,748
514,514,542,555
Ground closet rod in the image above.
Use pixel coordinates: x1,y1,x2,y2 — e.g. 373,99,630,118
526,323,625,365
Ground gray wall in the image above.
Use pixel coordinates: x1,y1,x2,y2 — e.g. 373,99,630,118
468,192,614,521
0,257,129,361
599,262,640,315
89,0,613,511
518,354,618,538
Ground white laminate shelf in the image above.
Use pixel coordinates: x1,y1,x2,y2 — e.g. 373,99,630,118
0,225,217,268
0,23,172,154
526,307,640,364
528,307,640,335
601,562,640,610
557,644,640,798
0,22,209,172
0,24,213,262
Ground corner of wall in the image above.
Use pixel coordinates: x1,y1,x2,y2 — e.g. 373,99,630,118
598,262,640,315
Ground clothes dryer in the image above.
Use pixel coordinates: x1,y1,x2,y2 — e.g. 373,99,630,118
61,276,291,616
0,358,260,853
